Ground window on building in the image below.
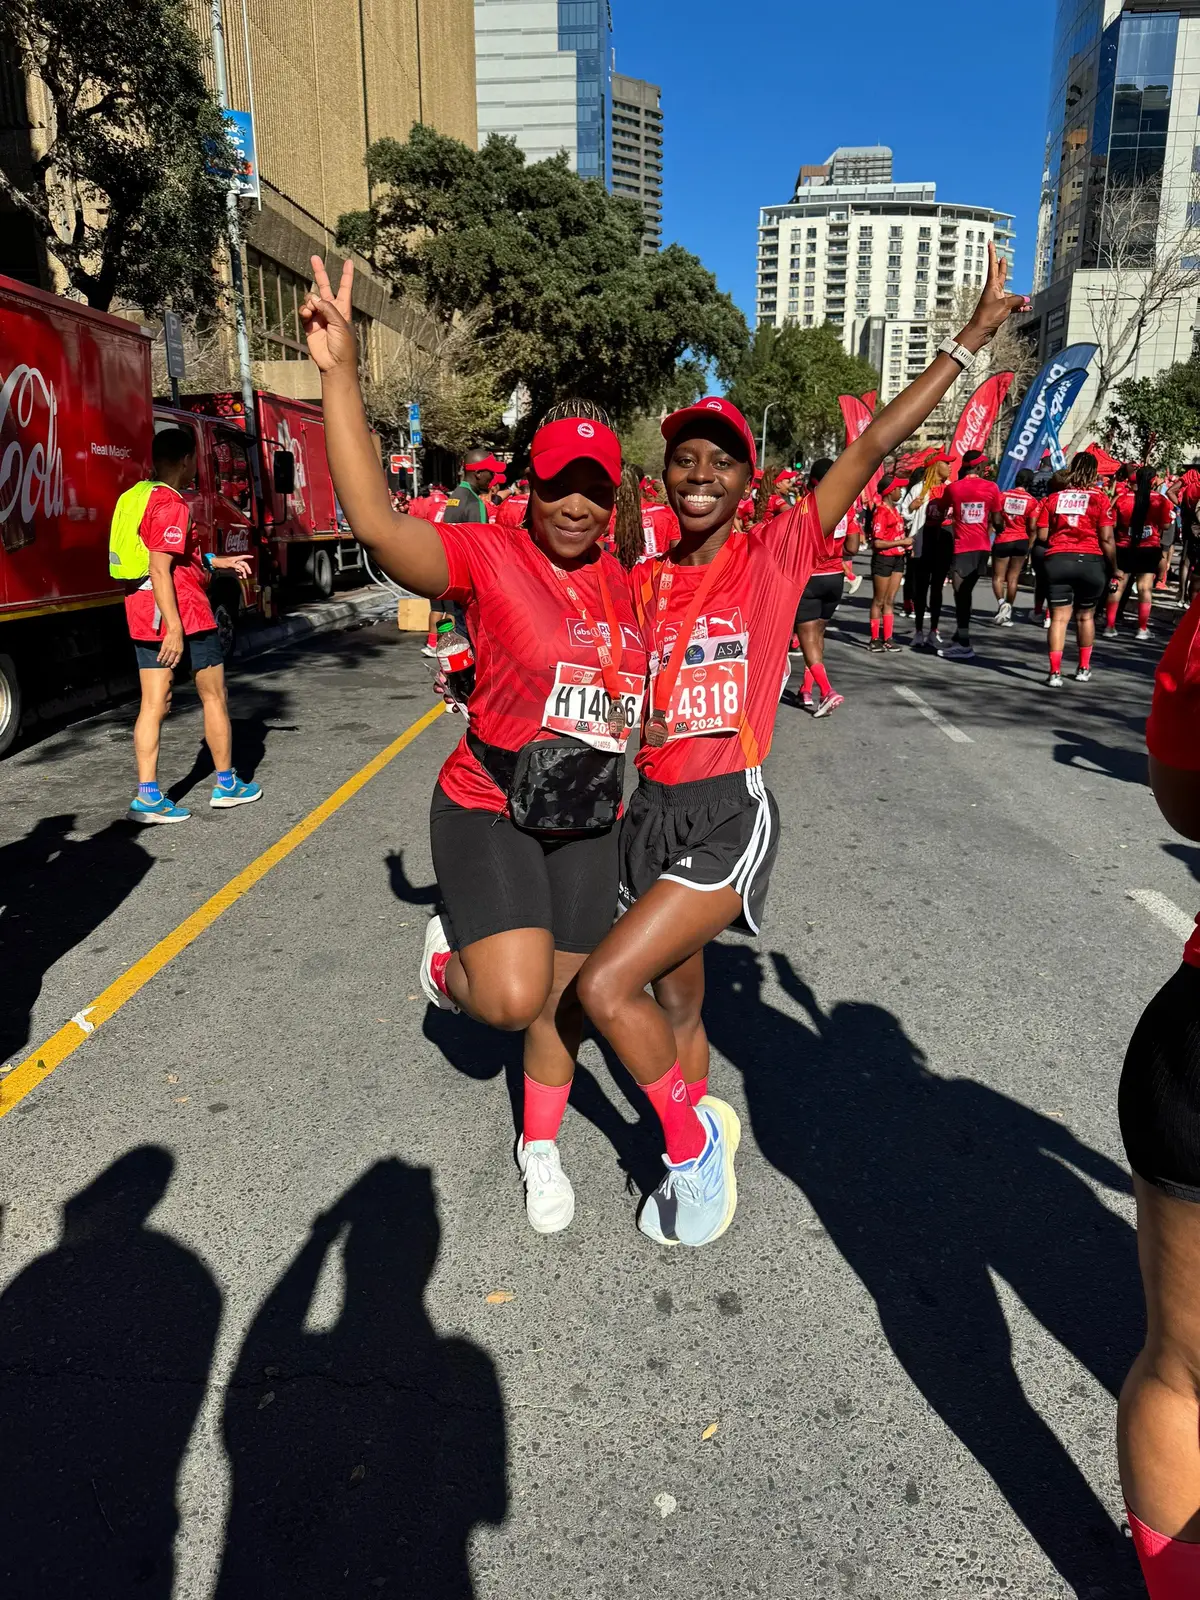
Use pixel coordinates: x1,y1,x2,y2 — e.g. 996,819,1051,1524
789,271,800,282
805,271,815,282
919,227,931,238
247,248,310,362
888,254,901,267
887,269,901,282
804,315,814,326
807,227,817,237
915,270,928,282
890,226,902,238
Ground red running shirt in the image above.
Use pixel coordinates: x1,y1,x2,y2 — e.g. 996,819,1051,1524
435,521,648,815
872,503,907,556
813,509,852,575
1114,491,1173,550
1037,487,1114,556
123,485,216,641
1146,594,1200,965
997,488,1037,543
495,493,529,529
634,496,830,785
641,502,680,559
945,476,1003,554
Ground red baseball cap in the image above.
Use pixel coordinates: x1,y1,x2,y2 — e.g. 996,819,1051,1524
774,468,799,485
530,417,622,485
466,453,506,478
661,397,757,469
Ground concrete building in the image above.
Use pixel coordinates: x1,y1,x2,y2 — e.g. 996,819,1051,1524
755,180,1015,412
611,72,663,252
474,0,612,182
0,0,478,400
798,145,893,190
1026,0,1200,439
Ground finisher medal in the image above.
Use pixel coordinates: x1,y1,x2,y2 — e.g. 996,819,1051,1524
607,700,627,740
645,710,670,748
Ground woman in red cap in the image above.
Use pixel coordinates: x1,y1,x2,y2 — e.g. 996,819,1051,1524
576,244,1025,1249
301,257,646,1236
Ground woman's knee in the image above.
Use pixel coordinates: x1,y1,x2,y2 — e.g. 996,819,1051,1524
576,955,630,1031
470,973,548,1032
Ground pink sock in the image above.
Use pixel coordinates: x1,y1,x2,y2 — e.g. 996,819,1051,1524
811,662,832,696
426,630,437,649
1049,649,1063,673
430,949,452,998
801,667,814,695
523,1074,571,1143
686,1075,708,1106
1139,601,1152,631
870,617,881,641
1079,645,1093,671
882,612,894,641
1106,600,1119,630
1128,1508,1200,1598
643,1061,706,1164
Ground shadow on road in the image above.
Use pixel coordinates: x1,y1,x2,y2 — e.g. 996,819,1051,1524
166,687,298,803
1164,842,1200,885
1053,726,1149,787
702,941,1144,1598
0,1147,220,1598
214,1158,506,1600
0,813,154,1066
386,849,440,906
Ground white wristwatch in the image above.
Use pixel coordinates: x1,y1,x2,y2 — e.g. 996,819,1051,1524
938,336,977,372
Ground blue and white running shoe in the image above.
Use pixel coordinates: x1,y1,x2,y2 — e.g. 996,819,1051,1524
129,794,191,824
209,775,262,809
638,1096,741,1248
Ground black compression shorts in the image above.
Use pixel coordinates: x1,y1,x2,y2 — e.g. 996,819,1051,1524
430,784,618,954
952,550,990,580
1045,552,1107,610
618,769,780,938
1117,546,1162,576
991,540,1029,560
1119,963,1200,1203
871,554,906,578
796,571,843,624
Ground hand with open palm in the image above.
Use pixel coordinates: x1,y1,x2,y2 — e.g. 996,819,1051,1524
299,255,358,374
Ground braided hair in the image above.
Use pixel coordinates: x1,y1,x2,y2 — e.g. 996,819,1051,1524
527,398,643,570
1128,463,1154,548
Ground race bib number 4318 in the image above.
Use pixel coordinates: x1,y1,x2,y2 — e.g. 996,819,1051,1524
542,663,644,753
659,631,748,740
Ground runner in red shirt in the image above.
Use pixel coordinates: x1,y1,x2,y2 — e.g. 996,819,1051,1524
903,453,954,650
1117,592,1200,1594
867,476,912,654
1108,466,1175,640
1035,451,1117,685
494,479,530,529
640,496,679,559
575,244,1026,1248
939,451,1004,661
791,457,861,715
990,467,1038,626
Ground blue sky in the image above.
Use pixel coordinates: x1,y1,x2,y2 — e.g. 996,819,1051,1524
612,0,1056,317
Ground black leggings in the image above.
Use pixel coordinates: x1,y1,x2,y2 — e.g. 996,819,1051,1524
910,531,954,632
1119,963,1200,1203
952,567,984,643
1031,544,1049,613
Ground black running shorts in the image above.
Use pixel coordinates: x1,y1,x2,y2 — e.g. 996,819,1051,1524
618,769,780,937
992,540,1029,560
952,550,990,579
1117,546,1161,576
1045,552,1107,610
1119,963,1200,1204
871,554,906,578
133,629,224,673
430,785,618,954
796,571,843,624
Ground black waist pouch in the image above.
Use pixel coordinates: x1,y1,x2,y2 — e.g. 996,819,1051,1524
468,731,622,836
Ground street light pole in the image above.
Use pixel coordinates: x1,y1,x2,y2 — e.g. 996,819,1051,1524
760,401,778,469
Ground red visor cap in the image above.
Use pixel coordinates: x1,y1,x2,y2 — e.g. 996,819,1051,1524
468,454,506,477
530,418,623,486
661,397,757,470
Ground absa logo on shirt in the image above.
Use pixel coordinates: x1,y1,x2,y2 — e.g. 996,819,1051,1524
163,523,185,547
577,423,595,439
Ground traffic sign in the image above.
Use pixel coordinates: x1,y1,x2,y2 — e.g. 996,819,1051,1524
389,452,413,474
163,311,186,381
407,403,421,424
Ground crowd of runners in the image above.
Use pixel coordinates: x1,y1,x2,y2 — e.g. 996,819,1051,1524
296,246,1200,1598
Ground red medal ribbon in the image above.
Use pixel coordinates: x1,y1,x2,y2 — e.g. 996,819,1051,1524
547,556,625,703
647,537,739,722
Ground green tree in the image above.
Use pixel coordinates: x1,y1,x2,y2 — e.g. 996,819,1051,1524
0,0,233,314
725,323,879,466
337,125,747,447
1104,360,1200,466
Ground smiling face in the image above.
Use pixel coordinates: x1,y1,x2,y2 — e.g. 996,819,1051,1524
663,421,753,546
528,459,616,564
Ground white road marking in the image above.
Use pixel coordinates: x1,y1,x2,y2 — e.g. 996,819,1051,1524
1127,889,1196,942
892,685,974,745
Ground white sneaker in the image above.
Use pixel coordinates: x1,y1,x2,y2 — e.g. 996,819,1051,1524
1074,666,1093,682
847,574,863,595
1047,671,1063,687
517,1137,575,1234
1043,614,1052,631
1136,627,1151,642
939,642,976,661
991,601,1011,625
420,914,458,1012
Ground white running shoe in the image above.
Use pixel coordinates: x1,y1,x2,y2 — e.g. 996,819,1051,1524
1136,627,1151,642
517,1137,575,1234
939,642,976,662
1074,667,1093,682
1047,670,1063,687
1043,614,1052,632
420,914,458,1012
847,574,863,595
991,601,1011,626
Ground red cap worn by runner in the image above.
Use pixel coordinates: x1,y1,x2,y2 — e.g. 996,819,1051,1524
530,418,622,485
470,454,506,478
661,397,758,470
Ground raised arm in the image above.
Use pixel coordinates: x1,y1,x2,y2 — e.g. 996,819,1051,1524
815,243,1026,537
300,258,450,598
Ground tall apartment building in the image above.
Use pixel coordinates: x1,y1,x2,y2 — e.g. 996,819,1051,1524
755,180,1015,413
0,0,478,399
798,145,893,190
611,72,663,252
1027,0,1200,433
475,0,612,182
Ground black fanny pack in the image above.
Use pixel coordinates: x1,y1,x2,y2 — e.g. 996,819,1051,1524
467,731,622,837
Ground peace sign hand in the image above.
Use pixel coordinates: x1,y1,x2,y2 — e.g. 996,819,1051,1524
965,241,1030,344
299,255,358,374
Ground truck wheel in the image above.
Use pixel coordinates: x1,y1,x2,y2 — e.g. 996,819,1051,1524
310,547,334,598
0,652,22,758
213,589,240,660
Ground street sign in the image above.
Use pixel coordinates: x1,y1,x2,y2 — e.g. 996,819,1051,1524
407,403,421,424
389,452,413,474
222,110,259,200
411,429,423,446
163,311,186,381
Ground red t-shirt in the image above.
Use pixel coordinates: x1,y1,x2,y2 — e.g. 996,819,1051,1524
1114,491,1173,550
434,522,649,815
1146,595,1200,966
813,510,851,576
634,496,829,785
641,502,679,559
123,485,216,641
494,494,529,529
1037,487,1114,556
872,503,907,556
945,476,1003,554
737,496,756,524
996,488,1037,544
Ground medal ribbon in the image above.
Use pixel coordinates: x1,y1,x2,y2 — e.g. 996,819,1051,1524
548,558,626,704
647,538,738,721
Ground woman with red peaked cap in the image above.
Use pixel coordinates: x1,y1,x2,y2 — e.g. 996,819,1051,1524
300,257,648,1237
576,244,1026,1250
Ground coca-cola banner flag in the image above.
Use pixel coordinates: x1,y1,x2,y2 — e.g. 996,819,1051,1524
861,391,877,413
997,343,1097,489
950,372,1014,471
839,395,873,448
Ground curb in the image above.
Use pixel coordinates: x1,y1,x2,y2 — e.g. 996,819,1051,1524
231,586,395,665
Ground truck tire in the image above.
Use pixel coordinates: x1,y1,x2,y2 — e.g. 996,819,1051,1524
0,652,22,757
309,546,334,598
212,587,240,660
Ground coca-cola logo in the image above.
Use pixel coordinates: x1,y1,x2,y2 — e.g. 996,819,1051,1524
960,400,989,449
0,363,64,551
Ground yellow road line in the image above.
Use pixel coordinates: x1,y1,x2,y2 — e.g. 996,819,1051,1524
0,701,446,1121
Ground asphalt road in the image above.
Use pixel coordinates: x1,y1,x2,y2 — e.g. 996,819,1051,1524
1,579,1195,1600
